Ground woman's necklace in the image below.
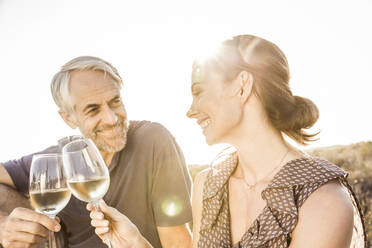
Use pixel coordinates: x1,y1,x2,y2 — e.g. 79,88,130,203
242,149,290,190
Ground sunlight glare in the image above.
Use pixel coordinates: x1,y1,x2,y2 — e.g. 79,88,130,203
193,41,222,65
161,199,183,217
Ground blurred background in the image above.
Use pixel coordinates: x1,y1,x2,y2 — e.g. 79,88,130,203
0,0,371,164
0,0,371,243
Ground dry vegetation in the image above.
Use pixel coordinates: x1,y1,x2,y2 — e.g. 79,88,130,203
188,141,372,246
310,142,372,246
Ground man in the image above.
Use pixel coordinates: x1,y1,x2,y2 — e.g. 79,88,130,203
0,56,192,248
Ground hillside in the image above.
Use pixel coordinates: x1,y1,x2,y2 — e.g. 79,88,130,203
310,142,372,246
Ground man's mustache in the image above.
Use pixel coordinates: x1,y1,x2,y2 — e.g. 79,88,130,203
94,119,126,133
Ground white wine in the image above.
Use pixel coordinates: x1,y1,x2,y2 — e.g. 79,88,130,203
30,188,71,216
67,177,109,202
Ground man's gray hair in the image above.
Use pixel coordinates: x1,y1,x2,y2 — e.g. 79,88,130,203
51,56,123,113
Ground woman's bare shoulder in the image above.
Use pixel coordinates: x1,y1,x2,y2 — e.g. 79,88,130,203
290,180,354,248
302,180,353,214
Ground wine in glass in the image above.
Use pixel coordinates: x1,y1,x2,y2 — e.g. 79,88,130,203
29,153,71,248
62,138,112,247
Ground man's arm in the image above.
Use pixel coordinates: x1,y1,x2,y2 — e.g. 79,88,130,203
0,162,31,227
0,163,60,247
0,164,31,212
157,224,192,248
0,163,16,189
149,123,193,248
0,163,33,245
0,183,32,240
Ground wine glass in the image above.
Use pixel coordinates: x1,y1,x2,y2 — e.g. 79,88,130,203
61,138,112,247
29,154,71,248
58,135,83,153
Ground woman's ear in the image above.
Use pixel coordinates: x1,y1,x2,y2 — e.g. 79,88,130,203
238,70,254,104
59,110,78,129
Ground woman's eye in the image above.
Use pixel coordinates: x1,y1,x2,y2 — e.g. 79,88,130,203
191,84,202,97
192,89,202,96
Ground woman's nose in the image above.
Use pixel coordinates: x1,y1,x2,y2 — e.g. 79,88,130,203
186,104,198,119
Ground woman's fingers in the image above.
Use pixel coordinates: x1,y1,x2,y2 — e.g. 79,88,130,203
90,209,109,229
86,203,93,211
86,201,112,244
86,201,141,247
91,219,109,228
95,227,109,236
90,209,104,220
98,199,124,221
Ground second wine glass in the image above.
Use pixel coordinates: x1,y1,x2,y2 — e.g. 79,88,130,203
62,138,112,247
29,153,71,248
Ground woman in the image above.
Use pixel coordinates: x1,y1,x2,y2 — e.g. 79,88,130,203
88,35,366,247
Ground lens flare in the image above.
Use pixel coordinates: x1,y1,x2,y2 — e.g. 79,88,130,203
161,199,184,217
194,42,222,65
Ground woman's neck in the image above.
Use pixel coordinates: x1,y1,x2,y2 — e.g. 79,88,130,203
229,121,302,186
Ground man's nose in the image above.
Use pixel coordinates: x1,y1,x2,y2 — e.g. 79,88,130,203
101,105,118,125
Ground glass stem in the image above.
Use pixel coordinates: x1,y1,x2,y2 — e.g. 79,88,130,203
48,215,56,248
92,200,100,211
91,201,112,248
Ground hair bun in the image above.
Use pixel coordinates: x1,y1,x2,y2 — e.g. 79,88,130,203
292,96,319,129
277,96,319,144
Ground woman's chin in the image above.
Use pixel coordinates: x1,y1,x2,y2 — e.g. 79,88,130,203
205,135,218,146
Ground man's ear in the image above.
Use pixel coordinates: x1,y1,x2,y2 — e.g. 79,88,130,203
237,70,254,104
59,110,78,129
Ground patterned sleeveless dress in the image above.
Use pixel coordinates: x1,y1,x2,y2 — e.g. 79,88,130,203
197,153,366,248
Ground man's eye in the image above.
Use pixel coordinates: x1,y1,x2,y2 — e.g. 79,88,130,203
111,99,122,107
88,108,98,114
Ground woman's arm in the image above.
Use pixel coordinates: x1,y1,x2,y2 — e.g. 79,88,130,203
191,169,209,248
290,180,354,248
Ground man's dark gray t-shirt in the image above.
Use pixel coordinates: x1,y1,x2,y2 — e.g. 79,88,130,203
4,121,193,248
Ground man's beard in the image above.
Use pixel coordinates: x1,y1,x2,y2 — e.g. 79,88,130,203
82,118,129,153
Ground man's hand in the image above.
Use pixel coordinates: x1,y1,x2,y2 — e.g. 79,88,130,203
0,207,61,248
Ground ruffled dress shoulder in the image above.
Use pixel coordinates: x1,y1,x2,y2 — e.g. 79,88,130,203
198,153,366,248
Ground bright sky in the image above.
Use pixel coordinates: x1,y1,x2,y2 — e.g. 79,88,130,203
0,0,371,165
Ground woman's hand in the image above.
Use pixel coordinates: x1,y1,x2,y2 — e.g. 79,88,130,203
87,200,150,248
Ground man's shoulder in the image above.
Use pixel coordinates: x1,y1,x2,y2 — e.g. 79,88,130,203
37,145,59,154
4,145,59,165
129,120,173,139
